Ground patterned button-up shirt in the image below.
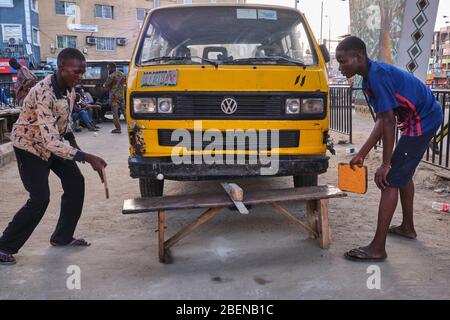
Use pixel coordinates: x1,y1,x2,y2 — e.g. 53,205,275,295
11,75,82,161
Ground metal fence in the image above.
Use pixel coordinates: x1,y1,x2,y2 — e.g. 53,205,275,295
425,90,450,170
329,85,353,143
0,82,16,107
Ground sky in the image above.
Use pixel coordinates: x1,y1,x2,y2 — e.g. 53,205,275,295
247,0,450,42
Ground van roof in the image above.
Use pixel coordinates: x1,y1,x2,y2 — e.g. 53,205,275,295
150,3,301,14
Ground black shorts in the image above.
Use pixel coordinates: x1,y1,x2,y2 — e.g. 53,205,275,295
386,125,440,188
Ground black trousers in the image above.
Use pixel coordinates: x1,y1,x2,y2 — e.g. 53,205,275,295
0,147,85,254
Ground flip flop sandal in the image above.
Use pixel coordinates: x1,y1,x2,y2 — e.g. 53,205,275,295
50,238,91,247
344,247,387,263
0,251,16,265
388,226,417,240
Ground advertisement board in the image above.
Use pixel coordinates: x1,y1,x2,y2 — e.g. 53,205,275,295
0,58,26,74
350,0,440,81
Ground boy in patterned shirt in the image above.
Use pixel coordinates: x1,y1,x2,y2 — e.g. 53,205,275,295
0,48,107,265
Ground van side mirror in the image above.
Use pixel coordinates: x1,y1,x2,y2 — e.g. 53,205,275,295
319,44,330,63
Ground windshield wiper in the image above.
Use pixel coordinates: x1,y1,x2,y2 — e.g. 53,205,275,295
226,56,306,67
190,56,218,68
141,56,218,68
141,56,186,64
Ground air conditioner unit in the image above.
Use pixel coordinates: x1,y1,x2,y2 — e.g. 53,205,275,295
86,36,96,45
116,38,126,46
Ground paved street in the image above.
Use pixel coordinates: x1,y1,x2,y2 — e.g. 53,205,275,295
1,119,450,299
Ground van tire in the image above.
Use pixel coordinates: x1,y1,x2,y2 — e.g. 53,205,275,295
139,178,164,197
293,174,318,187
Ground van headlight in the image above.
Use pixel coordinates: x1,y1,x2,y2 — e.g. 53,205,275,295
157,98,173,113
285,99,301,114
301,98,324,114
133,97,157,113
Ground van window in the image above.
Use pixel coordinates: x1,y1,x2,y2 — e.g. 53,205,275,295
137,6,317,66
84,66,102,79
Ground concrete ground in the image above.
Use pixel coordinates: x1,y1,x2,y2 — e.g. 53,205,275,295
1,115,450,300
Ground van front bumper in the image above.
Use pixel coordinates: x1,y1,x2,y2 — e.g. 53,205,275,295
128,155,329,181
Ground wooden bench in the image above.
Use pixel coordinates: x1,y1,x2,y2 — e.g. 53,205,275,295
122,185,347,263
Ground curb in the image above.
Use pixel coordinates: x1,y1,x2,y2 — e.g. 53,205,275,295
0,142,15,168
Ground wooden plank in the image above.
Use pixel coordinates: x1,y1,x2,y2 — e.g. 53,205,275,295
271,202,319,238
232,201,249,215
221,183,243,201
317,199,331,249
221,182,248,214
122,186,346,214
306,200,318,239
0,108,20,117
164,207,221,249
101,167,109,199
158,210,165,262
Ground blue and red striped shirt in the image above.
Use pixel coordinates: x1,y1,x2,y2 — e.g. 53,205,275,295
363,59,442,136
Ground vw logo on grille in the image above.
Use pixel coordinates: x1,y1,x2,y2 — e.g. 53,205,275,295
221,97,238,115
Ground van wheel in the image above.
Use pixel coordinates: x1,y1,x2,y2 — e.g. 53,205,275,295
293,174,318,187
139,178,164,197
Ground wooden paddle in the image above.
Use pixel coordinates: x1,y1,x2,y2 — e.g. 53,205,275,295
101,167,109,199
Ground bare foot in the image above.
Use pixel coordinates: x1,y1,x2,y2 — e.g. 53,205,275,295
388,225,417,240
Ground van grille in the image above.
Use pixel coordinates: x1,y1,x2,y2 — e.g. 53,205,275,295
173,95,283,118
158,129,299,150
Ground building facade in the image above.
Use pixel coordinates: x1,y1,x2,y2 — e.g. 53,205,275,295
427,27,450,89
0,0,40,81
39,0,239,66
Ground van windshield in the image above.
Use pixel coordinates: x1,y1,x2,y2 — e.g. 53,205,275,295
137,6,317,67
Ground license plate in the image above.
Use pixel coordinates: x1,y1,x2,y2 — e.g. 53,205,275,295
140,70,178,88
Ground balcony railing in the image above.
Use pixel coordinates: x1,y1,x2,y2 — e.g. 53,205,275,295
0,43,27,59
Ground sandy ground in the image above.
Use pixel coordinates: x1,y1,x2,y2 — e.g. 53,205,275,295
0,114,450,300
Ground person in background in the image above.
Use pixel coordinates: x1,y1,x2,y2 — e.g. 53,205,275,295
79,88,101,124
9,58,38,107
79,88,94,104
72,93,100,132
103,63,126,134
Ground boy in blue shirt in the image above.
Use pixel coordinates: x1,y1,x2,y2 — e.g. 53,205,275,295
336,36,443,262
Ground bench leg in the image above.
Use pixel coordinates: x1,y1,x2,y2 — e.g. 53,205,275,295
158,210,166,263
317,199,331,249
306,200,318,239
164,207,222,250
272,202,318,238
